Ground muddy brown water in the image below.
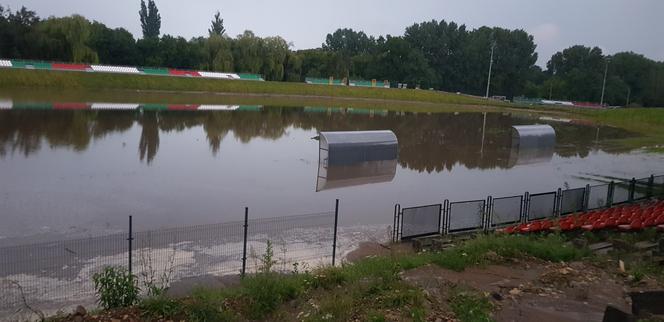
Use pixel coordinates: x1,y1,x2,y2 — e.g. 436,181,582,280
1,92,664,245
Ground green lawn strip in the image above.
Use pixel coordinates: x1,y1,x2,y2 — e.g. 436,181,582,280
0,69,505,107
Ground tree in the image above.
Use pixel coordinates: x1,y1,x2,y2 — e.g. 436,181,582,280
88,22,138,65
367,36,434,88
260,36,289,81
546,45,605,102
201,34,233,71
233,30,263,73
322,28,376,78
209,11,225,36
139,0,161,39
38,15,99,63
404,20,467,90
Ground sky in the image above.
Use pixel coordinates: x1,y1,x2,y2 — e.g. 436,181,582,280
5,0,664,67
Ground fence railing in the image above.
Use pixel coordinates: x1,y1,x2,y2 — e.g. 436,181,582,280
393,174,664,241
1,200,341,317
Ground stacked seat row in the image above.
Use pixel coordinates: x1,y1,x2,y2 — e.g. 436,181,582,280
499,200,664,234
0,59,264,81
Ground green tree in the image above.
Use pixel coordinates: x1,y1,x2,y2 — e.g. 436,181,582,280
233,30,263,73
88,22,138,65
38,15,99,63
404,20,467,90
208,11,225,36
546,45,605,102
367,36,434,88
201,34,234,71
139,0,161,39
260,36,289,81
322,28,376,78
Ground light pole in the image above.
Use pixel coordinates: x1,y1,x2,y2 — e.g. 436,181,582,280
625,87,631,107
600,58,609,106
485,42,495,99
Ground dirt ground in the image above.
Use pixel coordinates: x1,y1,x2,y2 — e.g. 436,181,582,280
349,241,663,322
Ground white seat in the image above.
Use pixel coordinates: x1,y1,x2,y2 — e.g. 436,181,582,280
91,103,140,110
90,65,140,74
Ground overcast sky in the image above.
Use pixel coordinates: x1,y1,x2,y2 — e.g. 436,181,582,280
6,0,663,66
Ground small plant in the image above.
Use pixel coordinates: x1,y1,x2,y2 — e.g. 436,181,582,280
92,266,139,310
138,236,177,297
259,240,277,274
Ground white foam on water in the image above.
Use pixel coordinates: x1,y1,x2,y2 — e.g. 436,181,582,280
0,60,11,67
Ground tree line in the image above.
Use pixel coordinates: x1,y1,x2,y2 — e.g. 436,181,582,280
0,3,662,106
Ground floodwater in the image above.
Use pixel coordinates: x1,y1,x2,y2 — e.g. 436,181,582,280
1,92,664,245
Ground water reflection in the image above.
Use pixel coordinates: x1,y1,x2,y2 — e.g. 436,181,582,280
0,106,634,172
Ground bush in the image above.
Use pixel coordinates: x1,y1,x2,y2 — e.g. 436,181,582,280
240,273,304,319
92,266,140,310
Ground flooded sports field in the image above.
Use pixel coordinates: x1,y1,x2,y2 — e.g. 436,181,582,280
1,90,664,318
1,92,663,242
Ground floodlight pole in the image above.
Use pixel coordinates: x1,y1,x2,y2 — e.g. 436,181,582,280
600,59,609,106
485,42,495,99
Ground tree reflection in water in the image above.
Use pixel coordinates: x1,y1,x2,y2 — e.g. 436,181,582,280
0,108,633,171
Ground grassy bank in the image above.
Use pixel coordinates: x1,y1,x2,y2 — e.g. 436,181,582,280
47,234,586,322
574,108,664,150
0,68,500,107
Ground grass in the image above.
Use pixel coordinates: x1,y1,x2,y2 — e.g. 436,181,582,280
127,233,587,321
0,68,502,108
449,286,494,322
571,108,664,151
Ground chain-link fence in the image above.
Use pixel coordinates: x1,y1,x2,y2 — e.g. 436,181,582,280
0,204,340,319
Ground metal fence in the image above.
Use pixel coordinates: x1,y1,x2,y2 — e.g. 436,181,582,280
612,181,631,205
489,195,523,228
560,188,586,215
587,184,610,210
393,174,664,241
397,204,442,240
446,199,486,234
1,201,341,318
527,192,557,221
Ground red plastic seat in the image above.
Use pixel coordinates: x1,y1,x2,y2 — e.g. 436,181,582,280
604,219,618,228
656,216,664,225
559,222,576,231
618,220,643,231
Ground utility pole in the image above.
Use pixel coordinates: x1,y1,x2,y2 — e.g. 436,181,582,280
625,87,631,107
600,58,609,106
485,42,495,99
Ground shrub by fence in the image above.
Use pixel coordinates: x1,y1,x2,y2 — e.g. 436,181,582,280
393,174,664,241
